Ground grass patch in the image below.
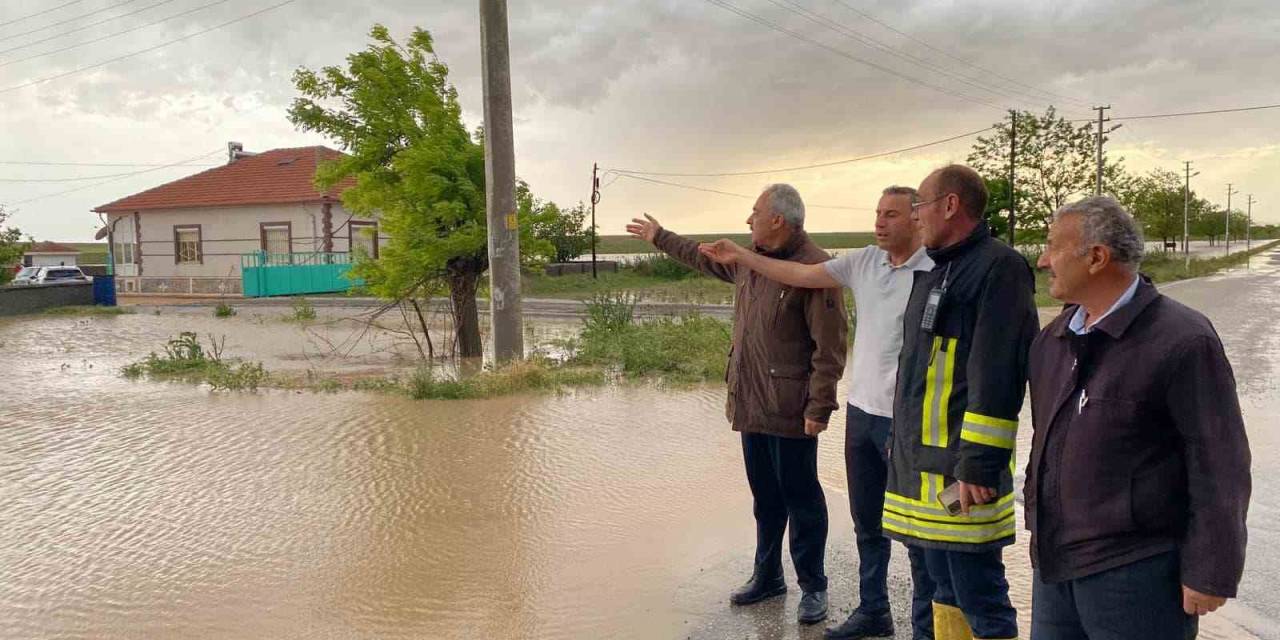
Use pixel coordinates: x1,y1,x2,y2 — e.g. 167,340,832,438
287,297,316,322
403,358,606,400
42,305,134,316
122,332,267,391
214,302,237,318
523,270,734,304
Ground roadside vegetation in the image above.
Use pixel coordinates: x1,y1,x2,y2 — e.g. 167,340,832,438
122,332,267,391
121,294,733,398
42,305,134,316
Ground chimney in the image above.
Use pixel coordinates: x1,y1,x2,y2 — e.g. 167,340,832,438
227,141,257,163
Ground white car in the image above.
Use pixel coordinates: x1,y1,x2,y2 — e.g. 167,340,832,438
10,266,91,285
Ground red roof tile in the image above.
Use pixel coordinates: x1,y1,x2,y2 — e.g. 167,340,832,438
93,146,357,212
25,241,79,254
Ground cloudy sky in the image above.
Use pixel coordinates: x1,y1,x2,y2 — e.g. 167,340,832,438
1,0,1277,242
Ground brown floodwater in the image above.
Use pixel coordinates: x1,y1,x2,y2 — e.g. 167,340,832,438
2,252,1277,639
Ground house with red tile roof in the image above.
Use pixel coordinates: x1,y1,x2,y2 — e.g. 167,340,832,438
22,241,80,267
93,143,378,295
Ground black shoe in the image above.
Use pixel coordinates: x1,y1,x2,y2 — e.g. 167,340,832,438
729,574,787,606
798,590,828,625
824,608,894,639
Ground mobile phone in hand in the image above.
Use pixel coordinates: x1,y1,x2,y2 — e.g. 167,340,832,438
938,481,963,516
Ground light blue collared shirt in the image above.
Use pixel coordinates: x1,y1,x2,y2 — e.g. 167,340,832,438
1068,275,1141,335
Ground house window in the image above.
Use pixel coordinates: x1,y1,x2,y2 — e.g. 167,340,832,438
349,221,378,259
114,240,134,265
174,225,202,265
261,222,292,257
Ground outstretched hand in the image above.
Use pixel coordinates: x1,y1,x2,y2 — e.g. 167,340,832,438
625,213,662,243
697,239,746,265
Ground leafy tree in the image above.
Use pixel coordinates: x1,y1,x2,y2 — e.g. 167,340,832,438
1118,169,1184,248
0,205,27,284
520,182,593,264
969,107,1128,236
289,25,545,358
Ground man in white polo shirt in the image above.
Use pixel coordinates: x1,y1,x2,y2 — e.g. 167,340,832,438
700,186,936,640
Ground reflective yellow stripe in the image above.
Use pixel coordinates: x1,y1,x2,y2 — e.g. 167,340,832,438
964,412,1018,430
922,336,941,446
922,337,955,447
882,509,1015,544
961,429,1016,449
960,411,1018,449
939,339,956,447
884,493,1015,522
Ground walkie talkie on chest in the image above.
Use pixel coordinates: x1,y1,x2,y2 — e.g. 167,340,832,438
920,262,952,333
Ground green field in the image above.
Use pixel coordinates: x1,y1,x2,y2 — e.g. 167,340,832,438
594,232,877,254
61,242,109,264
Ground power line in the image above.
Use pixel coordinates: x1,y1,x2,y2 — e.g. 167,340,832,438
0,0,89,29
763,0,1073,113
0,167,206,182
0,0,235,67
1065,102,1280,124
0,0,144,42
0,160,220,167
1111,103,1280,121
0,0,298,94
829,0,1093,109
8,149,223,205
613,173,870,211
0,0,186,59
700,0,1005,111
608,125,994,178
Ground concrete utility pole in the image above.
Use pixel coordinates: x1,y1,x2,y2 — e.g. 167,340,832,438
1246,194,1256,253
1183,161,1198,267
1008,109,1017,246
480,0,522,362
1093,105,1120,195
1225,183,1238,256
590,163,600,279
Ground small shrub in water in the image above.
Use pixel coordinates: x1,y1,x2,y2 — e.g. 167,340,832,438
290,297,316,322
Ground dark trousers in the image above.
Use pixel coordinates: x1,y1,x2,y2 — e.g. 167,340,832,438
924,547,1018,639
846,405,937,638
741,431,828,593
1032,551,1198,640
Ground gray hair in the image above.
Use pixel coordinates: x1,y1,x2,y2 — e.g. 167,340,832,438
762,183,805,228
882,185,920,203
1053,196,1145,268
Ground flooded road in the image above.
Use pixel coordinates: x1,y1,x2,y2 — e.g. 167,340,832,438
1,249,1278,639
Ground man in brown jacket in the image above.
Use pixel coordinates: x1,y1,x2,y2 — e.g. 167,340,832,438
1028,196,1251,639
626,183,847,625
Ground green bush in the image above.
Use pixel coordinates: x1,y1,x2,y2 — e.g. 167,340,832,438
289,297,316,321
122,332,267,391
214,302,236,318
628,254,695,280
573,291,731,383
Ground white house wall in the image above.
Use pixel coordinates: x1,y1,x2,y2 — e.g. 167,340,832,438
107,203,383,295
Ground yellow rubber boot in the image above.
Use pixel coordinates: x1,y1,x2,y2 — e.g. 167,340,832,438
932,602,974,640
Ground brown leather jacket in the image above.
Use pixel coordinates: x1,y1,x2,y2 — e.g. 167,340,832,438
653,228,847,438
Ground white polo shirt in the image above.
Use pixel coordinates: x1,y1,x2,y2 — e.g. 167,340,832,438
823,245,934,418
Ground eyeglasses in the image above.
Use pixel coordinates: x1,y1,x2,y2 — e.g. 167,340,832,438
911,194,952,212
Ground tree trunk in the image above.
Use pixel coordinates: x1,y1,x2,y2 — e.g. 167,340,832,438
446,257,485,358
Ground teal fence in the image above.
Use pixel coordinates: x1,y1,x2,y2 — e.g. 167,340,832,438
240,251,362,297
